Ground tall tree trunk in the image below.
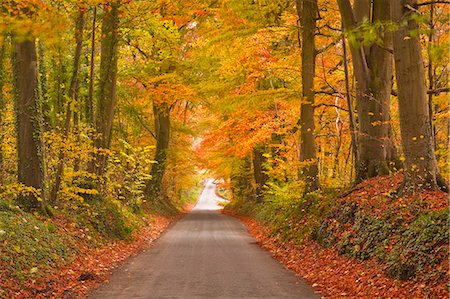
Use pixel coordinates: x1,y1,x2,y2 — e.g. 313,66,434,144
90,2,119,175
50,10,85,203
342,30,359,179
338,0,395,183
56,46,66,118
252,145,268,202
391,0,445,194
298,0,319,193
88,6,97,124
13,39,46,211
0,44,5,185
332,98,343,177
427,3,436,148
37,43,51,130
145,102,170,200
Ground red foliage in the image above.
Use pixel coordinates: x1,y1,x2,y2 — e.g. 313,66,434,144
344,174,448,217
224,207,449,299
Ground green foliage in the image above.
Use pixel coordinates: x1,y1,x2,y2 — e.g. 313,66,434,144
312,198,448,282
337,215,393,260
347,20,396,48
231,182,335,244
106,139,155,212
79,200,135,241
0,203,75,282
385,211,448,281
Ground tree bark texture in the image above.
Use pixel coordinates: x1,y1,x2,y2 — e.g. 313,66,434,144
88,6,97,124
298,0,320,193
13,39,46,211
0,44,5,185
91,2,119,175
338,0,397,182
342,32,359,177
391,0,443,194
37,43,51,130
145,102,171,200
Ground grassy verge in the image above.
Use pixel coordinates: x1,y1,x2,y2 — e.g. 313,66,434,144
0,181,201,298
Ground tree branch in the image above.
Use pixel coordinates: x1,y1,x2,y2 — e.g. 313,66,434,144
314,103,349,112
315,34,343,55
391,87,449,96
417,1,450,7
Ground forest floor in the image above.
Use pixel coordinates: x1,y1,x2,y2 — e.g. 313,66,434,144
0,205,194,299
224,175,449,298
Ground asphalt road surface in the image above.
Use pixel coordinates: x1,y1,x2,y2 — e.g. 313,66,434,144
88,180,319,299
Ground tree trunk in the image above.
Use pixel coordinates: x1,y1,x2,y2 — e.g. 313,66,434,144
427,3,436,148
56,46,66,119
13,39,46,211
342,30,359,179
90,2,119,175
37,43,51,130
145,102,170,200
0,44,5,185
252,145,268,202
88,6,97,124
50,10,85,203
391,0,443,194
298,0,319,193
338,0,395,183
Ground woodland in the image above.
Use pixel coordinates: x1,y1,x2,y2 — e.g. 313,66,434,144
0,0,449,298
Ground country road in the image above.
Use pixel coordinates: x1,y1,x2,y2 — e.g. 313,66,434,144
88,180,319,299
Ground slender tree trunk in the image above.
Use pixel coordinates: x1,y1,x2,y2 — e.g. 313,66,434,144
332,98,343,177
145,102,170,200
391,0,444,194
73,107,81,172
252,145,268,202
297,0,319,193
56,46,66,118
50,10,85,203
342,31,359,178
90,2,119,175
88,6,97,124
0,44,5,185
13,39,46,211
427,3,436,148
37,43,51,130
338,0,395,183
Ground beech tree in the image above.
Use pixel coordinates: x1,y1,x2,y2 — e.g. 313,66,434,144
91,2,120,175
391,0,447,194
338,0,399,183
13,38,46,211
145,102,171,200
0,44,5,185
297,0,320,193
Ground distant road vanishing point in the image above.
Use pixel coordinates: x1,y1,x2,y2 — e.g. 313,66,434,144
88,179,319,299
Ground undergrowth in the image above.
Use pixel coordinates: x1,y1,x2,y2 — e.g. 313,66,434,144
0,202,76,283
228,175,449,285
0,179,202,290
